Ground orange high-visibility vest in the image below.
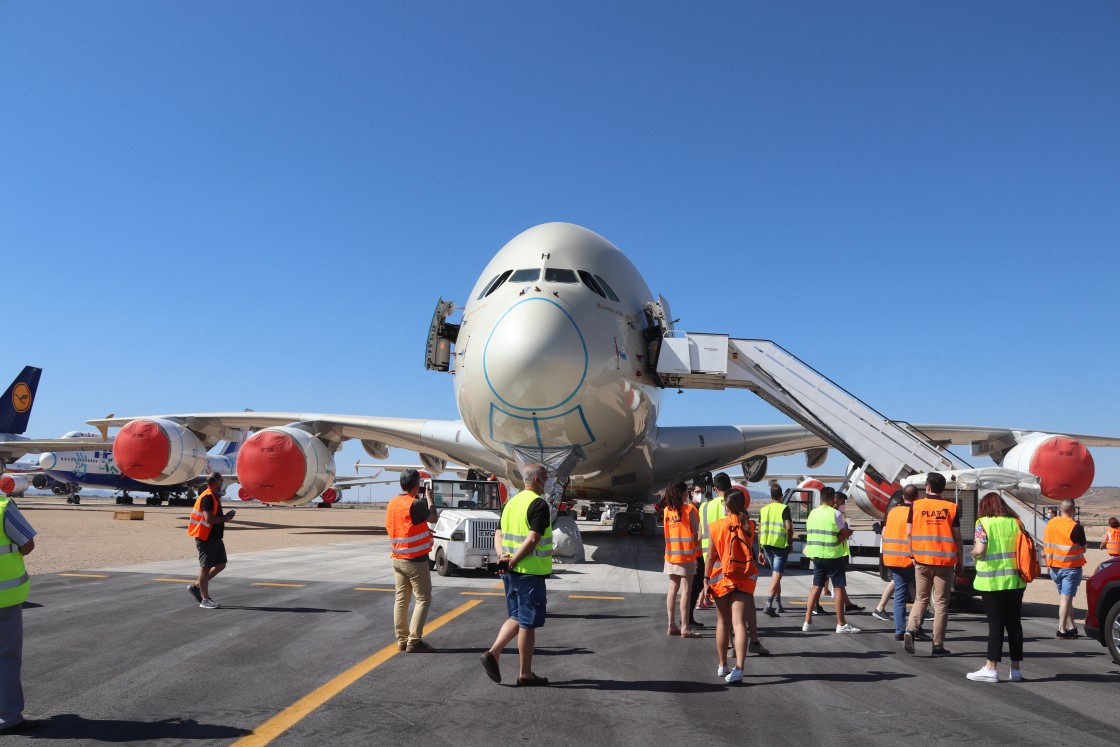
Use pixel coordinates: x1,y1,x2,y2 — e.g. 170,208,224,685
1043,516,1086,568
881,504,913,568
663,504,698,564
187,488,220,541
1104,527,1120,557
387,494,433,559
707,516,757,596
910,498,958,567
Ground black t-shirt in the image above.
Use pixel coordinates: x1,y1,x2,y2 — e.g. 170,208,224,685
1071,522,1087,547
199,493,225,541
409,496,431,525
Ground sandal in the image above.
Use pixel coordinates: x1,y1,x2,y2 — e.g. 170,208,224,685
667,623,681,636
681,628,703,638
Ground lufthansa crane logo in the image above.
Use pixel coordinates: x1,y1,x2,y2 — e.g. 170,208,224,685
12,382,31,413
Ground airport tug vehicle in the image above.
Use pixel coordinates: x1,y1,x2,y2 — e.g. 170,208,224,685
427,477,507,576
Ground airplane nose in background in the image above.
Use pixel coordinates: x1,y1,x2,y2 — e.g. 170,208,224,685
482,298,588,411
39,452,57,470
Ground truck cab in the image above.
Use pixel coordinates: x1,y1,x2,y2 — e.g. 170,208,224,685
428,478,507,576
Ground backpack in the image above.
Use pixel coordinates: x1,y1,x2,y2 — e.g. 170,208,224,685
1015,520,1041,583
723,518,754,581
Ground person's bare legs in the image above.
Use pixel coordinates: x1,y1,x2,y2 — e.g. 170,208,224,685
517,627,536,679
197,563,225,600
679,576,693,632
745,594,760,643
666,575,682,630
731,597,748,671
714,594,731,669
488,618,519,662
877,580,895,613
804,585,825,626
834,585,847,626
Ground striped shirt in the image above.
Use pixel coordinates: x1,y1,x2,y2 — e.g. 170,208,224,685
4,500,36,546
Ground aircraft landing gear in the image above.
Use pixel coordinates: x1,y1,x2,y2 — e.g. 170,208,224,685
66,494,81,505
116,493,134,505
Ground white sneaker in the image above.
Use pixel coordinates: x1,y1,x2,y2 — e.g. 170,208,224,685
966,667,999,683
1009,669,1023,682
802,622,815,632
835,623,861,634
724,666,743,684
199,598,220,609
717,665,729,677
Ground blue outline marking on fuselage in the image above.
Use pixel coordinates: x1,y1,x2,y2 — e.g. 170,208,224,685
482,297,589,412
488,402,596,450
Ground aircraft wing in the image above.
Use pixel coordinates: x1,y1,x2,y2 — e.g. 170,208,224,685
908,425,1120,450
86,412,498,471
0,438,113,462
354,462,473,478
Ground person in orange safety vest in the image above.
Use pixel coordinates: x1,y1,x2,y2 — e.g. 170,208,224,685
1044,499,1087,639
1101,517,1120,557
661,481,701,638
704,487,760,684
903,472,963,657
187,472,236,609
387,468,440,652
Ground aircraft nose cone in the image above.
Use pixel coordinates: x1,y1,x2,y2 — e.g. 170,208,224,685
482,298,588,411
39,452,57,470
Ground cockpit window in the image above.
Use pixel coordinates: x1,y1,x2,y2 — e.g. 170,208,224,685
509,268,540,283
578,271,606,297
593,274,620,302
544,268,578,284
477,272,502,299
483,269,513,297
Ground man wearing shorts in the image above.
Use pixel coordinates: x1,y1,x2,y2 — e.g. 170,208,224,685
1044,498,1087,638
481,463,552,686
759,481,793,616
802,490,860,633
187,473,235,609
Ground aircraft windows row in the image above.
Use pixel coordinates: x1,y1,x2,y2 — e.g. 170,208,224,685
479,266,619,302
509,268,540,283
544,268,578,284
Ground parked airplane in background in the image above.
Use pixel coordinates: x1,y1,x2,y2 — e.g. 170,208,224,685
88,223,1120,512
37,439,243,506
0,365,111,476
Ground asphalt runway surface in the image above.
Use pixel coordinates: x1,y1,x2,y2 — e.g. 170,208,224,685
12,527,1120,746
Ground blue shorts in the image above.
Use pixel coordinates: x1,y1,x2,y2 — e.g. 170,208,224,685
1050,566,1083,597
763,546,789,573
504,572,547,629
811,557,847,589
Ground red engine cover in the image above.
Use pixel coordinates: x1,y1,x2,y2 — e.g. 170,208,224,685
731,483,751,510
236,430,307,503
238,487,254,502
1031,436,1095,500
797,479,825,502
320,487,339,504
114,419,171,480
0,475,16,494
862,474,901,515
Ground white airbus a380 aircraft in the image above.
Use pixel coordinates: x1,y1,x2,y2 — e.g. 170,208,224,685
89,223,1120,510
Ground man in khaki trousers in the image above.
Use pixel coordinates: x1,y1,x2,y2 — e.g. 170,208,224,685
386,469,440,652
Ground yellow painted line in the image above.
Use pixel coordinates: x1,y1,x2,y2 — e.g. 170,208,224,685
460,591,505,596
568,595,624,600
491,582,503,588
153,578,197,584
234,599,482,747
353,587,395,593
251,582,306,588
59,573,110,578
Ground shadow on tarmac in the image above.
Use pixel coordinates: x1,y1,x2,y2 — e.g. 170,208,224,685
548,612,649,621
549,679,727,693
747,671,916,685
217,605,350,614
25,714,250,741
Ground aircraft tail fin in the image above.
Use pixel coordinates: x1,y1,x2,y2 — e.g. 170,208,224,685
0,366,42,436
218,440,241,457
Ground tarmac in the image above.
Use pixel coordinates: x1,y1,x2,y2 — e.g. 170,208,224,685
12,523,1120,746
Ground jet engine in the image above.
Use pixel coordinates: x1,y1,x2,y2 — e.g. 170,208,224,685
846,466,900,520
235,426,336,505
113,418,208,486
0,475,29,496
319,486,340,504
1000,433,1094,501
795,478,825,507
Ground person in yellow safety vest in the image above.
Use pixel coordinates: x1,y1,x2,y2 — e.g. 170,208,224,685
833,492,865,614
186,472,236,610
758,481,794,617
966,492,1028,683
801,486,860,634
1044,498,1088,639
660,481,701,637
903,472,963,657
0,496,36,734
481,463,553,687
1101,517,1120,558
699,473,769,655
387,468,440,653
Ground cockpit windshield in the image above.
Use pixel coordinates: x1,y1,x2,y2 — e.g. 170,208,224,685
509,268,540,283
544,268,578,284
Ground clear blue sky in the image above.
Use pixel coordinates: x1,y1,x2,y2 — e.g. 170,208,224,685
3,1,1118,494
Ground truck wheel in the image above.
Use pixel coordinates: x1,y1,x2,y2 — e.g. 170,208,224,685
435,548,455,577
1106,600,1120,668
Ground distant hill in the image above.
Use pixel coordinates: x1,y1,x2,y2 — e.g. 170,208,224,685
1075,486,1120,528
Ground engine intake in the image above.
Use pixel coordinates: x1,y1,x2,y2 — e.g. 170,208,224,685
236,426,336,505
113,418,208,486
1001,433,1094,501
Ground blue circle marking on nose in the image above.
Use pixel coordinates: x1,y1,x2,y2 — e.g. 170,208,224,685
482,297,588,412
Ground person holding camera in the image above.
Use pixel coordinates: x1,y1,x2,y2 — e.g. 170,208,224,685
387,468,440,653
187,472,235,609
481,463,552,686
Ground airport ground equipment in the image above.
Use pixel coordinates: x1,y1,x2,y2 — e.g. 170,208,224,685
428,477,506,576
